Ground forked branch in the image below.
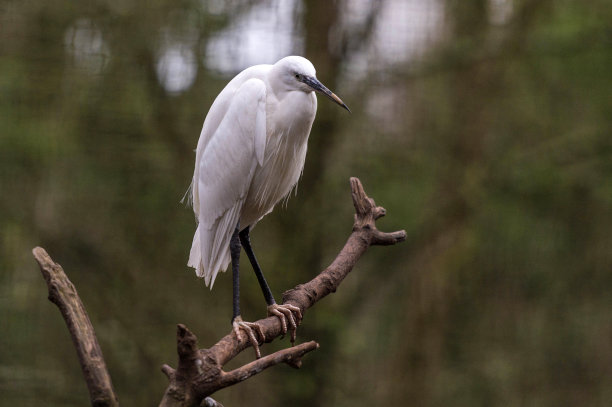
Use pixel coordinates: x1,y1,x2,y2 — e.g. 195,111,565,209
159,177,406,406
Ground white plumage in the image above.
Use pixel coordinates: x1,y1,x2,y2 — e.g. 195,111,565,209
186,56,348,288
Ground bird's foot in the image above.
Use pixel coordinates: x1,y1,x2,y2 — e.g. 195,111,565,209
232,316,265,359
267,303,303,344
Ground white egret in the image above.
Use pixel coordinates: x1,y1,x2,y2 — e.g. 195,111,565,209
186,56,349,357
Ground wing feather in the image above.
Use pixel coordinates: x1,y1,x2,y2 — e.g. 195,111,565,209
188,78,267,287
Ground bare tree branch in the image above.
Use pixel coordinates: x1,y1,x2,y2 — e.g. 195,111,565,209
32,177,406,407
221,341,319,386
159,177,406,406
32,247,119,407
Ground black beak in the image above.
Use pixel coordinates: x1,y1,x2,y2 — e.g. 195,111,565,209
303,76,351,113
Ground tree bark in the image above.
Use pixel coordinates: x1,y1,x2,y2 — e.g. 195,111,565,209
32,247,119,407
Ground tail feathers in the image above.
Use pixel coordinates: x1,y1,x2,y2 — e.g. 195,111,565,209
199,227,230,289
187,204,240,289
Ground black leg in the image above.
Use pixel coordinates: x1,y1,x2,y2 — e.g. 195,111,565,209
239,227,276,306
230,223,269,358
230,223,241,322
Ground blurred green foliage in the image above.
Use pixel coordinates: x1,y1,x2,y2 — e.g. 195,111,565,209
1,0,611,406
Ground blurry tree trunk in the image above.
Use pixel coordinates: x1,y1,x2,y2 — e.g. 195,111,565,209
282,1,343,273
397,1,555,403
279,5,344,405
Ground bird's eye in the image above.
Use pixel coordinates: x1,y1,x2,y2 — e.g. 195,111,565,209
295,74,301,80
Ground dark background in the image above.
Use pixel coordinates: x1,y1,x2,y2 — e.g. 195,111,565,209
1,0,611,405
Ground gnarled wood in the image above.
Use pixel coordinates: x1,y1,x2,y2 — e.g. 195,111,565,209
159,177,406,406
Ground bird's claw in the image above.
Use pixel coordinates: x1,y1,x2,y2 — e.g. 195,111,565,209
267,303,303,344
232,316,265,359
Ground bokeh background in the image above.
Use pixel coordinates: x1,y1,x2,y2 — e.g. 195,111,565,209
2,0,612,405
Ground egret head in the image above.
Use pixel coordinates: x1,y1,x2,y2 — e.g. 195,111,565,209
273,56,350,112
